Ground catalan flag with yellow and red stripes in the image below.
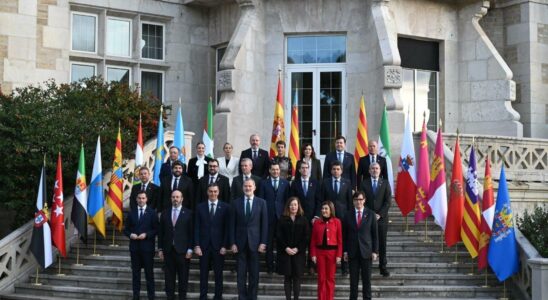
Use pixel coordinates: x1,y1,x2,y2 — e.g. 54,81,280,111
353,95,369,168
461,146,481,257
288,86,300,177
107,127,124,231
270,77,286,158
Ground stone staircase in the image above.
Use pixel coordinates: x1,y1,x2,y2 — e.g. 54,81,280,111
0,200,512,300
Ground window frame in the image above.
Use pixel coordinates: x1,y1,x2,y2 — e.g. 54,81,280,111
140,69,165,103
70,11,98,54
70,62,97,82
285,35,347,65
402,67,439,132
140,21,165,61
106,16,133,58
106,65,132,85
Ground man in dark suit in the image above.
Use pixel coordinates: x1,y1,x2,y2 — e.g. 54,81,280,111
357,140,388,187
129,167,160,211
196,159,231,204
258,161,290,274
290,160,321,274
343,191,379,300
230,178,268,300
160,161,195,211
320,160,353,275
231,158,261,201
124,191,158,300
158,190,194,300
194,183,232,300
323,135,356,188
239,134,270,178
360,162,391,277
160,146,187,184
187,142,212,184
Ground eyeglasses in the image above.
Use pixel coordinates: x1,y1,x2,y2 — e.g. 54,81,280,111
354,198,365,201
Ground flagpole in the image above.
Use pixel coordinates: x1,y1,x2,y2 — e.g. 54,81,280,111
481,268,489,288
74,237,83,266
32,267,41,286
57,253,65,276
91,231,100,256
110,226,119,247
423,218,432,242
500,280,509,300
452,244,458,264
440,231,445,253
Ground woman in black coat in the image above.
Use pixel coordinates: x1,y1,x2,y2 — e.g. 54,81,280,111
276,196,310,300
295,143,322,181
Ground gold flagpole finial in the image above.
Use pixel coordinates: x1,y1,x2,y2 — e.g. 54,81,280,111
439,118,443,129
178,97,181,107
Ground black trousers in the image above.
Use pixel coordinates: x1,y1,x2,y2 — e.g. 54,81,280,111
237,246,260,300
199,248,225,300
266,218,277,272
284,274,302,300
130,250,155,300
164,247,190,300
378,220,388,271
349,255,372,300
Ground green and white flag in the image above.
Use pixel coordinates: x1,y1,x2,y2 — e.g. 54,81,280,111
378,106,394,194
203,98,214,158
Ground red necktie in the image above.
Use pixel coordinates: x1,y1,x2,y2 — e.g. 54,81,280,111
357,211,362,227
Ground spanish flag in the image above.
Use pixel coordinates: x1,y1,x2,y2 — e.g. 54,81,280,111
269,77,285,158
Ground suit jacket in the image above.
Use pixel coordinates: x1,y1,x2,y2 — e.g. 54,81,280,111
309,217,343,258
218,156,239,185
187,156,213,183
230,196,268,251
239,148,270,178
230,174,261,201
123,206,158,252
194,200,231,251
295,158,322,181
343,207,379,259
323,151,356,188
159,160,188,184
196,174,231,204
321,177,353,219
360,177,392,222
258,177,290,223
290,177,321,221
160,174,195,211
357,154,388,187
129,182,160,211
158,206,194,254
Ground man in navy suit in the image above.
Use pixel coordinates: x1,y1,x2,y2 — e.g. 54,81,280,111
129,167,160,211
124,191,158,300
158,190,194,300
231,178,268,300
160,146,187,184
194,183,232,300
160,161,195,211
357,140,388,187
258,161,290,274
231,158,261,201
323,135,356,189
343,191,379,300
360,162,391,277
239,134,270,178
321,160,353,275
196,159,231,204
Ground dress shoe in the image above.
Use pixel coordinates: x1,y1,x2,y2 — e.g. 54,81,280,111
380,269,390,277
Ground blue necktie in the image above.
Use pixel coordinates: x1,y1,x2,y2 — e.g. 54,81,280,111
373,179,378,194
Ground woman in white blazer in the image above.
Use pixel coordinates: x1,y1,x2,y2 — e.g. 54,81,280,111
218,142,239,185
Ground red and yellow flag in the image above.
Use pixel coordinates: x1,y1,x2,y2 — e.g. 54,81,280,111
107,127,124,231
270,77,285,158
445,135,464,247
288,86,300,177
478,156,494,270
461,146,481,258
354,95,369,168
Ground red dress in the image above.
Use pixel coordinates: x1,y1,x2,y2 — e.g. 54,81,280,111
310,217,343,300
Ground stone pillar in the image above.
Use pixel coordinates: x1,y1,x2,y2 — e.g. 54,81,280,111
528,258,548,300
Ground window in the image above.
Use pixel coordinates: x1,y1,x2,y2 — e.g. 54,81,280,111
215,46,226,104
141,23,164,60
141,70,163,101
107,66,131,85
71,13,97,53
287,36,346,64
70,63,96,82
107,18,132,57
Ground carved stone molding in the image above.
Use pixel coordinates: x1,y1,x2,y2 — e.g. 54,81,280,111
384,65,402,88
217,70,235,92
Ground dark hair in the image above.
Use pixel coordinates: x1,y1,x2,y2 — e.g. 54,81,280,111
136,190,148,198
320,201,336,218
282,197,304,217
207,182,220,190
353,190,366,200
196,142,205,147
276,140,286,147
300,143,317,159
209,158,219,166
270,161,280,169
330,160,342,169
139,166,150,173
335,135,346,143
172,160,184,169
169,146,180,152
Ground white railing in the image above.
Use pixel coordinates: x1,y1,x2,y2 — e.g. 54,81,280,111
0,130,192,292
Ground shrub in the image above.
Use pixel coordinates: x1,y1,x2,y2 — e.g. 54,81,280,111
517,205,548,258
0,77,169,229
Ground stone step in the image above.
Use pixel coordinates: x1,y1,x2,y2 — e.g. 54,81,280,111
0,295,500,300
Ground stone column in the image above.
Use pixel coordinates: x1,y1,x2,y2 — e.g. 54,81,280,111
528,258,548,300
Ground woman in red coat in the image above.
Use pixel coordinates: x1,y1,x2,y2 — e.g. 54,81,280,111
310,201,343,300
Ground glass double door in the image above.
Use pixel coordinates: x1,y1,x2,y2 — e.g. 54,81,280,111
286,67,346,159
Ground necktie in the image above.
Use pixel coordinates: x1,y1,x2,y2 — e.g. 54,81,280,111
335,179,340,194
338,152,343,163
273,179,278,191
357,210,362,227
373,179,378,194
303,180,308,196
172,177,179,191
172,209,178,226
210,203,215,218
209,176,215,184
244,175,249,181
139,208,143,220
245,198,251,220
253,150,257,160
141,184,146,191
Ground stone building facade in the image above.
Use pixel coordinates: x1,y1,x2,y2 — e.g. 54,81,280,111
0,0,546,160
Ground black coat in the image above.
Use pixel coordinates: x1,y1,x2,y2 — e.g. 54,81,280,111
160,174,195,211
360,178,392,223
196,174,231,204
187,156,213,183
290,177,322,221
295,158,322,181
323,151,356,188
230,174,261,201
321,177,353,220
357,154,388,187
239,148,270,178
342,207,379,259
276,215,309,276
129,182,160,211
123,206,158,253
158,206,194,254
